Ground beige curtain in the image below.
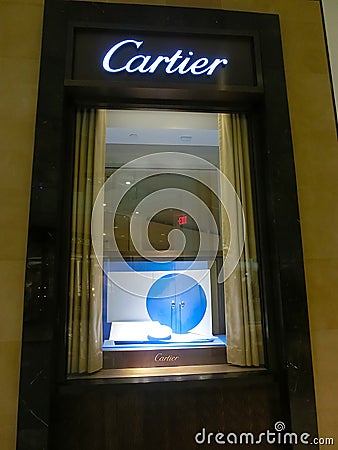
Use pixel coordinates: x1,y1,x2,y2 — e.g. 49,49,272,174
68,109,106,374
218,113,264,367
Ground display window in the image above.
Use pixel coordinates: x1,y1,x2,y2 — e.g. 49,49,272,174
17,5,318,446
67,108,263,377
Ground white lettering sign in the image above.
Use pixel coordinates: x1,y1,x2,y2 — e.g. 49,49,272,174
102,39,229,76
154,352,180,362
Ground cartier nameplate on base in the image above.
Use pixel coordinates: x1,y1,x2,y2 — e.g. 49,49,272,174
103,346,226,369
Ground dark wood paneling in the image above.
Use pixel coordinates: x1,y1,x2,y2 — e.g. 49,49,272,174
50,376,281,450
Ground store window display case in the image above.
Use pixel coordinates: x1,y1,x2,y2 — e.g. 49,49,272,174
67,109,261,374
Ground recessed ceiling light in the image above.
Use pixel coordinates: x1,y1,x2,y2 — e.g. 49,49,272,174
125,181,131,185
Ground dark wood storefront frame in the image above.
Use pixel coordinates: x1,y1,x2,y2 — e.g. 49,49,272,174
17,2,318,449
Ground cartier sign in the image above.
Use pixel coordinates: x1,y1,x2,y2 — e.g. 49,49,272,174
154,352,180,362
102,39,229,76
69,28,259,88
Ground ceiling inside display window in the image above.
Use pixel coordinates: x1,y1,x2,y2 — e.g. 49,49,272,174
105,110,220,168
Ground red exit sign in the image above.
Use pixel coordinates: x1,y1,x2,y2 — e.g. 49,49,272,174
177,215,187,225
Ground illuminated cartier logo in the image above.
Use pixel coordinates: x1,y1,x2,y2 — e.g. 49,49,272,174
102,39,229,76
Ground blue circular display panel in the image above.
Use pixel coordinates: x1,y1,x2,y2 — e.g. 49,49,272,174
146,273,207,334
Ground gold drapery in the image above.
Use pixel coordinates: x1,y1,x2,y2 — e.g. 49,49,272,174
219,113,264,367
68,109,106,374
